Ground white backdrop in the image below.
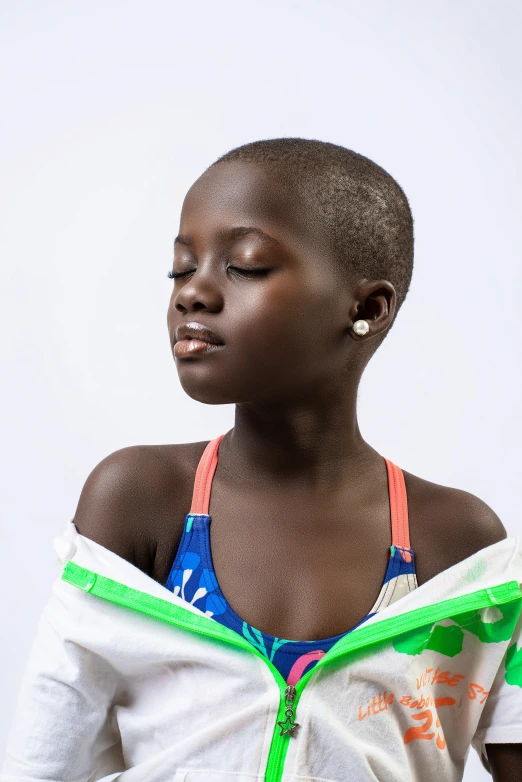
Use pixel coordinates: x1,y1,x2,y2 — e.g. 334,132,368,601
1,2,521,779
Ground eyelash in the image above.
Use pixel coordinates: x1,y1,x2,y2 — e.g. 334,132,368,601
167,267,271,280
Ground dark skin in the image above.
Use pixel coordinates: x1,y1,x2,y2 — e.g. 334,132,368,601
74,160,521,779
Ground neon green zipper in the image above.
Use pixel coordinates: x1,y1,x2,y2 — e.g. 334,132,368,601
61,562,522,782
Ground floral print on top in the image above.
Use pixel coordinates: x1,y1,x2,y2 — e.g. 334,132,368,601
164,512,418,685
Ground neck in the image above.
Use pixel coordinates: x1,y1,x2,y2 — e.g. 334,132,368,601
218,394,381,492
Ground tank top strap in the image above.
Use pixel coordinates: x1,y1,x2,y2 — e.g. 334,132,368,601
189,434,226,515
189,437,412,555
383,456,411,551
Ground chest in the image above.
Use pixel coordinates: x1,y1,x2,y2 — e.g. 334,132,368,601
159,475,396,641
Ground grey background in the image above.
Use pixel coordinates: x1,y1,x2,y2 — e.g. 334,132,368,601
1,2,521,779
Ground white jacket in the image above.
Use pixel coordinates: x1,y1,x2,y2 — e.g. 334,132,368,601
2,519,522,782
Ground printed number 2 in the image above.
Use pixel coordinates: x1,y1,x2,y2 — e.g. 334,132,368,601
404,710,434,744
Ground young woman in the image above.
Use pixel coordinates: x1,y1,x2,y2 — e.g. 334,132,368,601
3,138,521,782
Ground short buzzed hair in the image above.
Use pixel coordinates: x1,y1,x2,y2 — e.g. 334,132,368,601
209,138,414,334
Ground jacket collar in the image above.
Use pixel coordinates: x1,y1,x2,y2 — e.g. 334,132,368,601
56,519,522,631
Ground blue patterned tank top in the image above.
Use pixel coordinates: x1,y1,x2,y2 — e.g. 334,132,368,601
164,434,417,685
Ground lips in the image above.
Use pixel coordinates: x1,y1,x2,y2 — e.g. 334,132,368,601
175,322,225,346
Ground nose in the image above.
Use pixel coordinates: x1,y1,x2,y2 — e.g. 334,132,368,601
172,265,223,314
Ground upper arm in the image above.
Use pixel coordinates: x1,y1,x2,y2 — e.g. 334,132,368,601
453,495,521,778
406,474,508,585
438,484,507,546
0,451,145,779
442,487,508,554
474,603,522,777
72,445,167,574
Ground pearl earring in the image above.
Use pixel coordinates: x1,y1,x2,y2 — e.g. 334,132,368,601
352,319,370,336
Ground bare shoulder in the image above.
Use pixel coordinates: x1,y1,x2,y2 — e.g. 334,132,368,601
402,469,507,586
72,440,209,577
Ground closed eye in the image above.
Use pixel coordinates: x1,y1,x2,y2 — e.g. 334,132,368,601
167,267,272,279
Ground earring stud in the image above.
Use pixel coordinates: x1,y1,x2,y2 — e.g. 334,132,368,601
352,320,370,336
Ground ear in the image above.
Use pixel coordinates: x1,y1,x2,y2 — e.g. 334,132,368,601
349,280,396,340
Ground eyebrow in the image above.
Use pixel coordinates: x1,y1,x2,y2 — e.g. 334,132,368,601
173,225,279,249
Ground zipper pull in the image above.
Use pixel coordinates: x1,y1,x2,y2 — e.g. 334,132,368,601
276,685,300,737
